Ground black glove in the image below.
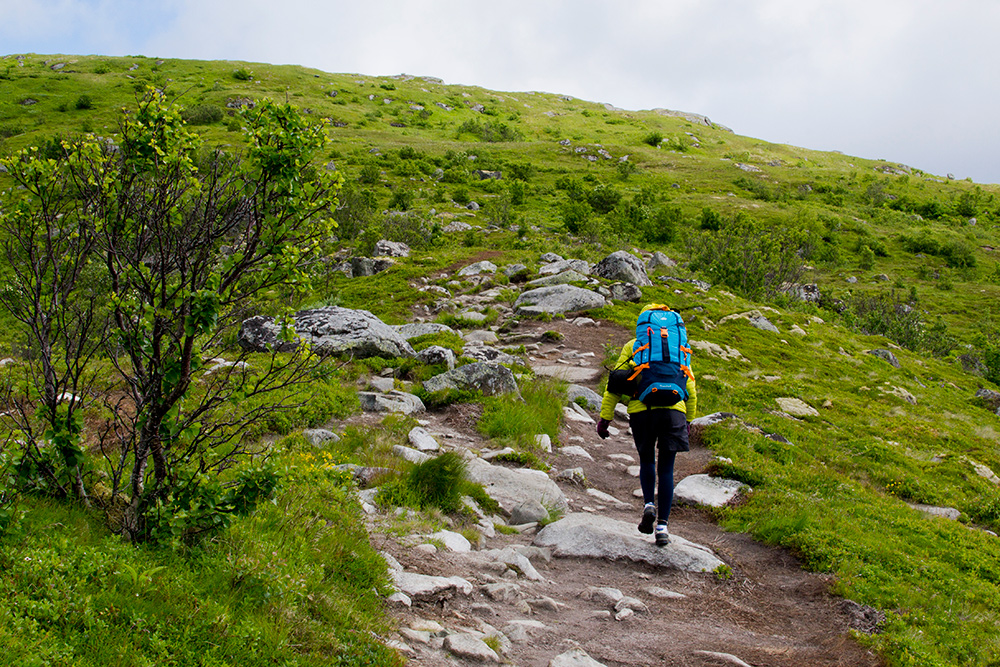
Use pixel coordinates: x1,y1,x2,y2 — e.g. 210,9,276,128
597,418,611,439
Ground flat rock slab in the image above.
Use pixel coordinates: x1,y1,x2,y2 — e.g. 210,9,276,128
423,362,520,396
239,306,415,359
390,570,473,600
466,458,569,515
549,648,608,666
359,391,426,415
533,513,724,573
394,322,456,340
443,633,499,663
775,397,818,417
514,285,606,316
674,474,749,508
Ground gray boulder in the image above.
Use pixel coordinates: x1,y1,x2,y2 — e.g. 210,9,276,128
867,349,901,368
673,474,749,508
422,362,520,397
504,263,530,281
607,282,643,302
443,634,499,663
549,648,608,667
462,345,523,366
567,385,602,411
527,270,590,288
457,260,497,276
593,251,652,286
514,285,606,316
394,322,456,340
416,345,456,369
374,239,410,257
975,388,1000,411
783,283,821,303
358,391,426,415
538,259,591,276
238,306,415,359
510,500,550,525
540,252,564,263
303,428,340,446
350,257,394,277
533,513,724,572
444,221,473,232
466,458,569,515
749,314,779,333
647,252,676,270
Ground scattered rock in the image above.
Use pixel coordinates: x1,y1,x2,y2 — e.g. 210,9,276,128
426,530,473,552
538,259,592,276
423,362,520,397
908,503,961,521
358,391,426,415
393,445,431,464
975,388,1000,411
567,385,602,411
867,349,901,368
514,285,606,316
561,445,594,460
607,282,643,302
303,428,340,446
408,426,440,451
444,221,473,232
540,252,564,263
458,261,498,276
416,345,456,370
394,322,456,340
691,650,754,667
775,397,819,417
673,474,749,508
593,251,652,286
549,647,608,666
511,500,550,525
647,252,676,269
390,570,473,600
443,633,499,662
374,239,410,257
239,306,415,359
527,270,590,288
466,458,569,515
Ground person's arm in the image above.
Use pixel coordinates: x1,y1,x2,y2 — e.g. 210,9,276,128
599,341,633,421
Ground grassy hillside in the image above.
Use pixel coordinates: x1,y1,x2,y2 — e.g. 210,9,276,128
2,53,1000,666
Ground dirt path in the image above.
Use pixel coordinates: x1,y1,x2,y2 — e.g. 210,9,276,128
367,318,884,667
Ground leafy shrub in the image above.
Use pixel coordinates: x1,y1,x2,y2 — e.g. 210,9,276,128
457,119,523,142
181,104,224,125
232,68,253,81
388,188,413,211
587,184,622,214
639,205,682,244
940,239,977,269
561,200,592,235
858,244,876,270
690,210,807,300
642,131,663,147
75,95,94,110
837,291,928,352
700,207,722,231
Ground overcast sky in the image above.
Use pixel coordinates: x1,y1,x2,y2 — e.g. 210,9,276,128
4,0,1000,184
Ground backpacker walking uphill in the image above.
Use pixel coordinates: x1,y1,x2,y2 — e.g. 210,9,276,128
597,304,698,546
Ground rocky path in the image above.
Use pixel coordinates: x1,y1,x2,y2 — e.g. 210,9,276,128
349,316,884,667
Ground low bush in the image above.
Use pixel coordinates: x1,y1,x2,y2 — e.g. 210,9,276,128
181,104,224,125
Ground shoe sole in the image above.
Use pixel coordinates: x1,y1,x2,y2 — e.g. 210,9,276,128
638,510,656,534
655,535,670,547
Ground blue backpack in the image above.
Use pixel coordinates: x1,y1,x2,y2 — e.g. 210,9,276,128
626,307,693,407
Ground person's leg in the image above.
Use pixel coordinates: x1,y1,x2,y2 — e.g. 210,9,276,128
630,410,657,533
630,410,656,504
656,450,677,524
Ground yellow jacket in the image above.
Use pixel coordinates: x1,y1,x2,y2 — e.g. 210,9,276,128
599,339,697,422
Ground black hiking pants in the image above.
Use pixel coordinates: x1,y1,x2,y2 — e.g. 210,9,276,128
630,407,689,523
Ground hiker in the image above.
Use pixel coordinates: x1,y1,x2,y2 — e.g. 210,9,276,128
596,304,697,546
